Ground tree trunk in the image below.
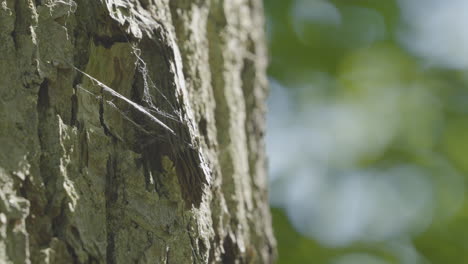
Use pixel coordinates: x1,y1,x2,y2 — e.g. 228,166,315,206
0,0,275,263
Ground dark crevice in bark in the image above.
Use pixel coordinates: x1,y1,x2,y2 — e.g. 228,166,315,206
78,126,89,172
198,117,208,139
11,1,19,51
71,93,79,126
98,96,111,136
36,79,55,203
105,155,119,204
38,79,50,112
105,155,118,264
33,79,52,240
221,235,237,264
37,79,52,214
10,31,17,52
106,232,116,264
240,37,259,192
93,35,129,49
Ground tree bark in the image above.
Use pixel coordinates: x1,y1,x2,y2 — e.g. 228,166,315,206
0,0,275,263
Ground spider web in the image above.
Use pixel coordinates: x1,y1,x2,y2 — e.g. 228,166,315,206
72,64,177,135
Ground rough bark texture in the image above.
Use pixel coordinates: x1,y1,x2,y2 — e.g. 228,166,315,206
0,0,275,263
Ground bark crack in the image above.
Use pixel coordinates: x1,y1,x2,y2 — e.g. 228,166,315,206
105,155,118,264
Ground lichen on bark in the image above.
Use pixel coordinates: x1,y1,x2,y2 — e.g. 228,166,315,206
0,0,275,263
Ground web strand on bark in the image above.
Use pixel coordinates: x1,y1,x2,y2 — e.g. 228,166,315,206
72,65,176,135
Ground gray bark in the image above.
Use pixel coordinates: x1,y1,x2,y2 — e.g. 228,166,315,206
0,0,276,263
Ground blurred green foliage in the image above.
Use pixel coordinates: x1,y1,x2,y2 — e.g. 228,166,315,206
265,0,468,263
272,208,398,264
